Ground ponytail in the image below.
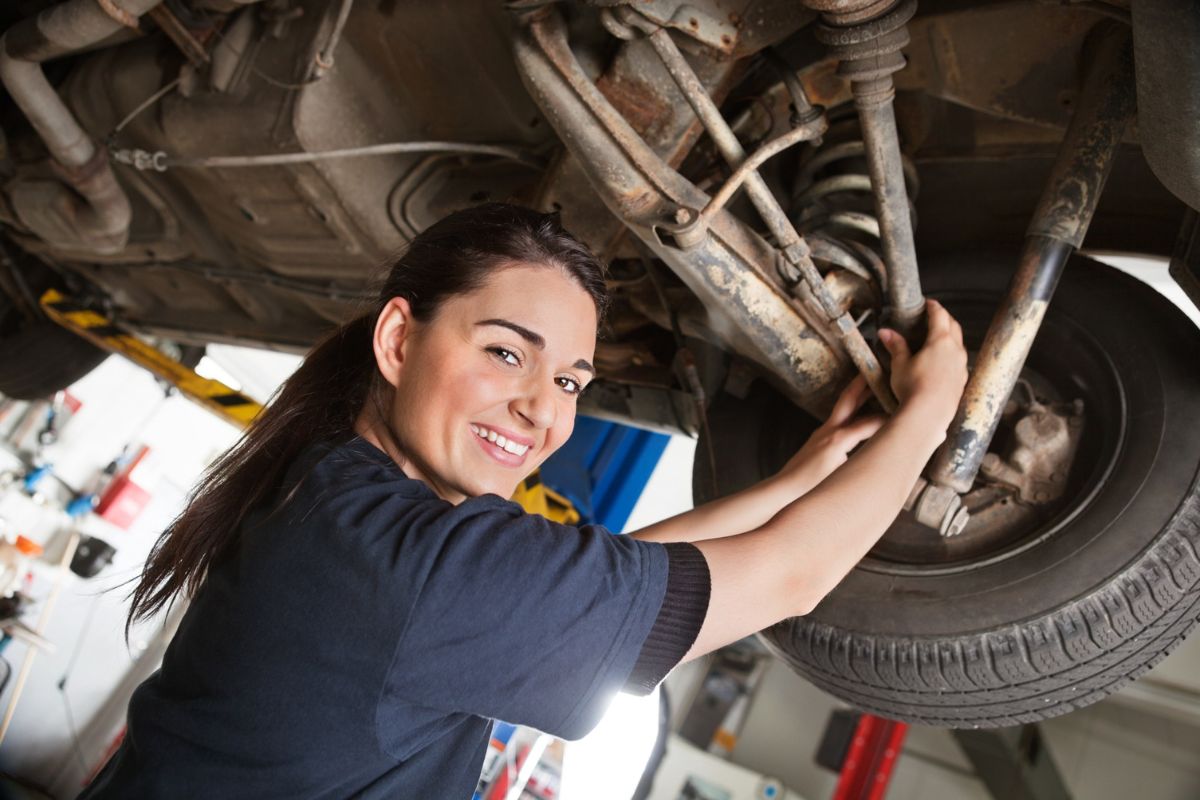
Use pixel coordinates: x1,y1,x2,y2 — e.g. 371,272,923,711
127,314,377,630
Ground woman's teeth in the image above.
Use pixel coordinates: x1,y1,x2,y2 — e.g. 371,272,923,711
470,424,530,456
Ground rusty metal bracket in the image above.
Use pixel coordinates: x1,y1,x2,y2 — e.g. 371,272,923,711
516,9,840,415
616,6,898,413
514,6,879,417
928,23,1135,497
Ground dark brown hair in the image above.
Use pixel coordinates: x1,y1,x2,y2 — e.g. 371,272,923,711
128,203,608,629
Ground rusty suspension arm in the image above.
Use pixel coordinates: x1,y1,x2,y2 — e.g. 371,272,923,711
613,7,897,413
928,23,1135,496
514,7,882,418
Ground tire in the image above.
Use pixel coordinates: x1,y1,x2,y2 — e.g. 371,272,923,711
0,316,108,400
695,251,1200,727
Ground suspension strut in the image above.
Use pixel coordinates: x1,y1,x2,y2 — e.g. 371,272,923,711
793,104,920,298
611,5,900,413
805,0,926,341
927,23,1135,500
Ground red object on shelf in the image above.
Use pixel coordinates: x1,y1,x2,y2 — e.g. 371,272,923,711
831,714,908,800
61,391,82,414
95,446,152,530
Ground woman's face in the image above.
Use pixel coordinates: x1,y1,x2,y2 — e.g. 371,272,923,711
365,263,599,503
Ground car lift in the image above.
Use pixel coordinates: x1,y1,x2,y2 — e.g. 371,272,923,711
820,709,1071,800
818,711,908,800
39,288,261,428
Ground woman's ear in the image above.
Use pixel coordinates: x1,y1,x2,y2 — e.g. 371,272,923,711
372,297,414,389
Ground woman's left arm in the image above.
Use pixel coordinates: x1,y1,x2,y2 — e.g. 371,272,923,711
630,375,884,544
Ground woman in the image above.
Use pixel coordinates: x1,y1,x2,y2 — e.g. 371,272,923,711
82,203,966,798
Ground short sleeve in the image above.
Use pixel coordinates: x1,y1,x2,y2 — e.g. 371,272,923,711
376,493,708,740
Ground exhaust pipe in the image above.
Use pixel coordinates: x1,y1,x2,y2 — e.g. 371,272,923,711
0,0,162,254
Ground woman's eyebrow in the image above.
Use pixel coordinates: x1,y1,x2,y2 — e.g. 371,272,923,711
476,319,595,374
477,318,545,348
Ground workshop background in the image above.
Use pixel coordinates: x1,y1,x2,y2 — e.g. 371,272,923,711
0,256,1198,800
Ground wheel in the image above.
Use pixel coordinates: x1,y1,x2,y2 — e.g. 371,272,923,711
695,251,1200,727
0,300,108,400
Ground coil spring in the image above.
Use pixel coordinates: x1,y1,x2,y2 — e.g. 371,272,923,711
790,104,919,296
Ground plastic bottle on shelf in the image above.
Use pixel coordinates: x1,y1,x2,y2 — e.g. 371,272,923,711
0,535,44,598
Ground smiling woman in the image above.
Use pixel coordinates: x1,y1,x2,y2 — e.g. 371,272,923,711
354,265,600,502
82,203,968,799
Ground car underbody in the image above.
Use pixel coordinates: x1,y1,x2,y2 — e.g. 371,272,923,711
1,0,1199,727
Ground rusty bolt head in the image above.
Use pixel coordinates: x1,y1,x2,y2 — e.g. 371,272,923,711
674,207,693,224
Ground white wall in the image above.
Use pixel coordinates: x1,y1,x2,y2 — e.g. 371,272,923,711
0,346,294,794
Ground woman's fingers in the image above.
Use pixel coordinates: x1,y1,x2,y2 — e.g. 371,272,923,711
878,327,911,367
828,374,870,426
926,299,965,344
836,413,886,449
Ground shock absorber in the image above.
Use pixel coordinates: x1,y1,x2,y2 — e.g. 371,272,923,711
792,104,920,301
803,0,926,340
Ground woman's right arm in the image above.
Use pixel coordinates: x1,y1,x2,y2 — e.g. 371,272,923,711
679,300,969,662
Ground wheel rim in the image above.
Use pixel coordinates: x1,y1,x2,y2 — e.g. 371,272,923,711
860,289,1129,576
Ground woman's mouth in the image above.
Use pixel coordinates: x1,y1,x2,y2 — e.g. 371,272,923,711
470,423,531,464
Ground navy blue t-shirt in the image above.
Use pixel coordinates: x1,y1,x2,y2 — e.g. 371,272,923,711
81,436,709,798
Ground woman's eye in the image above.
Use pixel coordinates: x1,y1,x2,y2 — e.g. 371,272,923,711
557,376,582,396
488,347,521,366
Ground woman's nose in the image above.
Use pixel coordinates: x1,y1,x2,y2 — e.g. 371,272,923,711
512,383,556,430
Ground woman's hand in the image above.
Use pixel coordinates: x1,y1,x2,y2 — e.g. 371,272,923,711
775,374,886,494
686,301,971,658
878,298,969,431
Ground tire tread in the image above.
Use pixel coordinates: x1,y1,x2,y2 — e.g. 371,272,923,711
762,483,1200,726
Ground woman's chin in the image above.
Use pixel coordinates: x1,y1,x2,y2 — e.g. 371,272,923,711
461,476,518,500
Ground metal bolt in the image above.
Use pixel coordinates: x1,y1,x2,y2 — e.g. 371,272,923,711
674,207,693,224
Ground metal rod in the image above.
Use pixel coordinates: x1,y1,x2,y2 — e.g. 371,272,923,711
765,49,820,124
646,26,802,251
641,18,897,411
311,0,355,79
855,77,924,336
812,0,925,340
929,23,1134,493
700,114,828,222
112,141,547,171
